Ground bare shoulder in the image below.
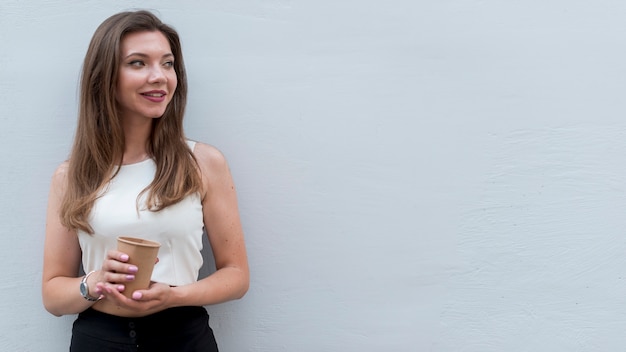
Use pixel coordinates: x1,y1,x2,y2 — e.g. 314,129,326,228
47,161,70,201
192,142,229,172
51,161,70,188
191,142,234,198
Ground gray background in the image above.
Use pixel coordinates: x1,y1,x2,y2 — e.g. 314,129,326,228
2,0,626,351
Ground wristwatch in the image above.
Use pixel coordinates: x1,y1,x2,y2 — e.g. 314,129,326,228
80,270,101,301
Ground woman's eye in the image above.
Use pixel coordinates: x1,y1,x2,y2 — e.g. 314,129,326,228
129,60,144,67
163,61,174,67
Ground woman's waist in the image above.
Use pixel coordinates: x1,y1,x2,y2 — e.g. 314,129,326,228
85,304,205,320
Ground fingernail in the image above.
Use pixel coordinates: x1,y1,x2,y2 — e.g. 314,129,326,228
117,285,125,291
126,275,135,281
120,254,129,261
129,266,138,273
132,292,142,300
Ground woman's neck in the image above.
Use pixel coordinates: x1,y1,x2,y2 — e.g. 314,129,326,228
121,118,152,165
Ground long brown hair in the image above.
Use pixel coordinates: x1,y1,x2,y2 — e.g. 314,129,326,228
61,10,202,234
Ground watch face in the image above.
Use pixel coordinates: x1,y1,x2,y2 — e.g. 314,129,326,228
80,282,88,296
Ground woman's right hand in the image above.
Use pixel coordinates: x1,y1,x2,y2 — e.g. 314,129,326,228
93,250,138,297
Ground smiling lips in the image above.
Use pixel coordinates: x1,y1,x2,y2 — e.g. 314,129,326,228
141,90,167,103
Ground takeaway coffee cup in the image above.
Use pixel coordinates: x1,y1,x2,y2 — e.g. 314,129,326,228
117,236,161,298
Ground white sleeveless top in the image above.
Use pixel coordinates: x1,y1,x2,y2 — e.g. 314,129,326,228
77,141,205,286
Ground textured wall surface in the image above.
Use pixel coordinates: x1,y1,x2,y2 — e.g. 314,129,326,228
2,1,626,351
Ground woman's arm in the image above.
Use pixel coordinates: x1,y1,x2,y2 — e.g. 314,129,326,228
41,163,93,316
170,143,250,305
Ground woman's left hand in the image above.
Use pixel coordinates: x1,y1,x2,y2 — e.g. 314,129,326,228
96,281,172,315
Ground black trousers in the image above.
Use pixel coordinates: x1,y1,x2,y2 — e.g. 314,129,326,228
70,306,218,352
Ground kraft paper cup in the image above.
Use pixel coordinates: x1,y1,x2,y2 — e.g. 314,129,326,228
117,236,161,298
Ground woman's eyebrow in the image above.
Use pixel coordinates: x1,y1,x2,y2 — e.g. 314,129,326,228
123,52,174,59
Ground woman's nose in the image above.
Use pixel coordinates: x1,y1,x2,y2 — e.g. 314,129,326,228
148,65,166,83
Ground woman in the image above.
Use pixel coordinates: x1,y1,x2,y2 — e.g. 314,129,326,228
42,10,249,351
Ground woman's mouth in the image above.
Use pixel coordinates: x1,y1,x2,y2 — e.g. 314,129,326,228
141,91,167,102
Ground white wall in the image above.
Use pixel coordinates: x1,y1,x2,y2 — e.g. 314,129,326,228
2,0,626,351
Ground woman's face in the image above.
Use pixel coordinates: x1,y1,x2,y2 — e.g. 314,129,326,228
116,30,177,121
